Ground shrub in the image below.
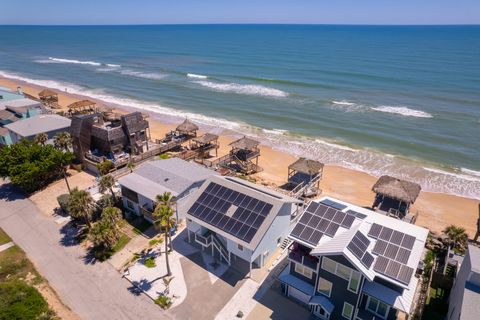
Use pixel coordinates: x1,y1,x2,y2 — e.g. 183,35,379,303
154,295,172,309
57,194,70,212
148,238,163,246
0,280,54,320
144,256,156,268
159,153,170,159
96,160,114,176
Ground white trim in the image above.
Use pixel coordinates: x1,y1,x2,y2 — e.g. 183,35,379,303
321,257,361,294
317,277,333,298
366,296,390,319
342,302,354,319
294,262,313,279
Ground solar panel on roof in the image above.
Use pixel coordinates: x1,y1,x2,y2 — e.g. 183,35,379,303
401,234,416,249
324,222,340,237
379,227,393,242
307,201,319,214
398,265,414,284
368,223,382,238
341,215,355,229
320,199,347,210
346,231,373,268
333,211,346,224
346,210,368,220
188,182,273,243
361,253,375,268
386,260,401,278
385,244,400,260
372,240,388,256
396,247,411,264
373,256,389,273
390,230,405,245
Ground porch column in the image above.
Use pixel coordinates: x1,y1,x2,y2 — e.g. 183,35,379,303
187,229,191,243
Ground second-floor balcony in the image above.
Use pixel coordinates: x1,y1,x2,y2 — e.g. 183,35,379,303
288,242,319,271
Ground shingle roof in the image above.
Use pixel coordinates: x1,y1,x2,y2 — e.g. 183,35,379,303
372,175,421,204
4,114,71,137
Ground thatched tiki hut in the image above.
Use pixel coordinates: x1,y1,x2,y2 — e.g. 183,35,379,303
38,89,59,108
286,157,324,197
176,118,198,138
228,136,261,174
372,175,421,217
190,133,219,158
67,99,97,116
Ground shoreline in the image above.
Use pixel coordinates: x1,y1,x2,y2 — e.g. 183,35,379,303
0,77,478,237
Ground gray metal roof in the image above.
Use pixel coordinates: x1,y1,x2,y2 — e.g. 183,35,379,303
0,98,41,110
4,114,71,137
118,158,217,200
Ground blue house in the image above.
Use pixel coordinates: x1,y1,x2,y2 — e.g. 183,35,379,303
281,197,428,320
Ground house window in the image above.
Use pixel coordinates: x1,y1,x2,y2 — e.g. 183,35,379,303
342,302,354,319
336,264,351,280
348,271,361,293
238,244,243,251
321,257,337,274
317,277,333,297
126,200,134,210
366,296,389,319
294,262,313,279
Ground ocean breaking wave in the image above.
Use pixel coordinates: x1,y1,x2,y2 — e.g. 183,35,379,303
187,73,208,79
1,69,479,199
192,80,288,98
371,106,433,118
36,57,121,68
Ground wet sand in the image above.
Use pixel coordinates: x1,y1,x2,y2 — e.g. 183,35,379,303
1,77,478,237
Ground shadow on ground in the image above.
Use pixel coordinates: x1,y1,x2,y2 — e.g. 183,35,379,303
0,181,25,202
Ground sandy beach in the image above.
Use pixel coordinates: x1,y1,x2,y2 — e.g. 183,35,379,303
1,77,478,237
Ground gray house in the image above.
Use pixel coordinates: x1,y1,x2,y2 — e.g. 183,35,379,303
4,114,71,144
282,197,428,320
183,175,302,273
118,158,217,223
447,244,480,320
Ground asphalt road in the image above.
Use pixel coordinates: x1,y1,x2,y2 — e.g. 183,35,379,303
0,180,169,320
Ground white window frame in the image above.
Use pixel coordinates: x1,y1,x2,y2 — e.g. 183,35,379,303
366,296,390,319
321,257,361,293
294,262,313,279
317,277,333,297
342,302,354,319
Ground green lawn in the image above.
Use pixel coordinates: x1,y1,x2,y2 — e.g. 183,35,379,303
112,234,131,253
0,228,11,245
0,229,55,319
423,286,449,320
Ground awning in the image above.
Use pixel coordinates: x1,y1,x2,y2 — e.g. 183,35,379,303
362,280,411,313
278,267,314,295
309,295,335,314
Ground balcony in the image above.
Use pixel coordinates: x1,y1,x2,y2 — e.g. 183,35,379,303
141,205,154,222
288,242,319,270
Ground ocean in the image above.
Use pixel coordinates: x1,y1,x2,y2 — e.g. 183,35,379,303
0,25,479,199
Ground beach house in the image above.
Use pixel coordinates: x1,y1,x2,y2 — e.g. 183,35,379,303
118,158,217,223
183,175,302,273
447,244,480,320
0,87,41,125
281,197,428,320
70,111,151,169
3,114,71,145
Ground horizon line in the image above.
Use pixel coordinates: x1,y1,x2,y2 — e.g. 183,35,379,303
1,23,480,27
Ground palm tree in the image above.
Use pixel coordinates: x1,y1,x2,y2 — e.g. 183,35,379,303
89,207,123,251
443,225,468,251
99,174,117,202
34,132,48,146
54,132,74,194
101,206,122,232
155,192,177,252
153,192,177,276
53,132,72,152
67,187,95,229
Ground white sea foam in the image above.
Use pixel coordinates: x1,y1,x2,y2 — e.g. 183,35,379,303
193,80,288,98
1,69,479,199
36,57,121,68
262,128,288,136
371,106,433,118
119,70,167,80
187,73,208,79
332,100,356,107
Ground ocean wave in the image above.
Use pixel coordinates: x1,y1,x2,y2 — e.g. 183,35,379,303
187,73,208,79
371,106,433,118
193,80,288,98
36,57,120,68
332,100,356,107
119,70,167,80
1,69,479,199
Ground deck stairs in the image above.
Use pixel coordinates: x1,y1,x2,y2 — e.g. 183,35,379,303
194,230,231,265
288,174,321,199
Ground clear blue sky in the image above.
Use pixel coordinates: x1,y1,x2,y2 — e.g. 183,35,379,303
2,0,479,25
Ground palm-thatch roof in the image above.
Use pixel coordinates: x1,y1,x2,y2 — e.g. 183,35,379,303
372,175,421,204
229,136,259,150
67,100,96,110
289,158,324,175
38,89,57,98
176,118,198,133
193,133,218,144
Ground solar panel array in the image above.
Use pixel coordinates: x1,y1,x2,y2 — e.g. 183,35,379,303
347,231,375,268
320,199,347,210
346,210,368,220
188,182,273,243
290,202,356,246
368,223,416,285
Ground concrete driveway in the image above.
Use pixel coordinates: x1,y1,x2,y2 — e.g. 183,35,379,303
0,180,168,320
